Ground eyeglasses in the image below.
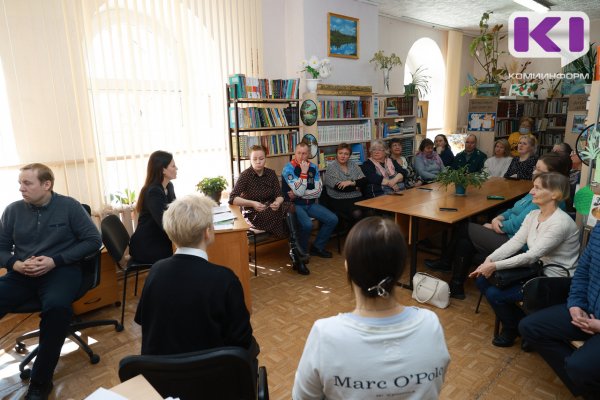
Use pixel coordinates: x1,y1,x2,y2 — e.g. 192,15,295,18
465,141,476,144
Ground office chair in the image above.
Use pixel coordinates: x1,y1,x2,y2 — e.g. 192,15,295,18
100,214,153,327
118,347,269,400
14,248,123,379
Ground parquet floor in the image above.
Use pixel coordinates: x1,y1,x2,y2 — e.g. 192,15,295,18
0,240,577,399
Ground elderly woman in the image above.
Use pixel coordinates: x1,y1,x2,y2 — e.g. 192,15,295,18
484,139,513,177
361,139,408,198
389,138,421,187
504,135,538,180
229,145,308,273
293,217,450,400
434,134,455,167
470,172,580,348
414,138,444,183
323,143,367,223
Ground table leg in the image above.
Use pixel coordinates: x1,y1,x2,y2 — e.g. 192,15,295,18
399,215,419,290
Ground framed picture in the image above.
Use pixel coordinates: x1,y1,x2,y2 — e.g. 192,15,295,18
327,13,359,59
468,112,496,132
569,111,587,134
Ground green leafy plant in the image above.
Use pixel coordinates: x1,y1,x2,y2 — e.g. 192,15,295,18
110,189,136,205
579,125,600,162
196,176,227,195
369,50,402,71
563,42,597,84
435,166,489,190
405,65,431,98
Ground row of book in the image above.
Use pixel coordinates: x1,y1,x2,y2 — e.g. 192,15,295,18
319,100,371,119
232,131,299,158
546,98,569,114
495,119,520,137
497,100,545,118
539,132,564,146
229,106,297,129
317,121,372,145
546,116,566,128
373,96,414,117
228,74,300,99
374,121,417,138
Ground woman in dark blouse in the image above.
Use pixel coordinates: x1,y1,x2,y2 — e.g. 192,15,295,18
504,135,537,180
361,139,408,198
129,150,177,264
434,134,455,167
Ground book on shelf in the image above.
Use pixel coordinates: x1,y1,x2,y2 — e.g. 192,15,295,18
374,96,413,117
230,106,299,129
228,74,300,99
317,120,372,145
318,99,371,119
232,131,299,158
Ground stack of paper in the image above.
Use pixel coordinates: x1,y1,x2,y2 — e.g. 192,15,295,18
213,206,235,230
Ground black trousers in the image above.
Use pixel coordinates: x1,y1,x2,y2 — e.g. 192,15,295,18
0,266,82,383
519,304,600,398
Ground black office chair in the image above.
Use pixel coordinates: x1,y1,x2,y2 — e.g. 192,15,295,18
13,248,123,379
118,347,269,400
100,214,153,327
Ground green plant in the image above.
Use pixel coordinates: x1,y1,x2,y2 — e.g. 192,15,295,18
406,65,431,98
196,176,227,194
435,166,489,190
110,189,136,205
369,50,402,71
564,42,597,84
461,11,508,95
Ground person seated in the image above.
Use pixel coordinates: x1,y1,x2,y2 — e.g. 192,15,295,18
519,222,600,399
389,138,421,187
292,217,450,400
323,143,367,225
503,135,538,180
470,172,579,348
134,194,259,362
552,142,573,159
0,163,102,400
451,134,487,173
434,134,455,167
229,145,308,274
484,139,512,177
361,139,408,198
129,151,177,264
414,138,444,183
425,153,571,299
282,142,338,262
552,142,579,186
508,116,534,157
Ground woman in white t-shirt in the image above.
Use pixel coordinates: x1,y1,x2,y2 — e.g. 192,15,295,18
483,138,512,177
292,217,450,400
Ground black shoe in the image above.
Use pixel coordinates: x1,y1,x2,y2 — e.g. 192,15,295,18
449,282,466,300
424,259,451,272
310,247,333,258
25,381,53,400
294,246,310,264
492,331,517,348
292,262,310,275
521,340,533,353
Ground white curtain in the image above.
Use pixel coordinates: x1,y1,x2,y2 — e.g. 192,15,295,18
0,0,263,211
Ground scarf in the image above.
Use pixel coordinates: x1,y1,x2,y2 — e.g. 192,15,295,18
369,157,397,178
417,151,443,169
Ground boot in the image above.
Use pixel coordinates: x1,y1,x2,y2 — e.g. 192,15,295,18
449,256,470,300
286,212,309,264
290,249,310,275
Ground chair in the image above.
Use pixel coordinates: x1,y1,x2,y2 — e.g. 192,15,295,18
100,214,153,326
118,347,269,400
14,248,123,379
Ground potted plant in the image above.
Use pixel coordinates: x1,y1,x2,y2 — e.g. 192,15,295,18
404,65,431,98
563,42,597,94
435,165,489,196
461,11,508,96
196,176,228,203
300,56,332,93
110,188,136,206
370,50,403,94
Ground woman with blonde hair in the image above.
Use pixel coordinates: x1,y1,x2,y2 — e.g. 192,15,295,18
504,135,538,180
484,139,512,177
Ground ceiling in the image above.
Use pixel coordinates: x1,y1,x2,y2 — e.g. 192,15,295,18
366,0,600,33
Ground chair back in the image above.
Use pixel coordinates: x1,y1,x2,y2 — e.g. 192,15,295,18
101,214,130,268
522,276,572,315
118,347,257,400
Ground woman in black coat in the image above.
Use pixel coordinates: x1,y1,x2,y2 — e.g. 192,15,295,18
129,150,178,264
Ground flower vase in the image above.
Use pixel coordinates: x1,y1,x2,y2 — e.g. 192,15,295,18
383,69,390,94
455,184,466,196
306,78,321,94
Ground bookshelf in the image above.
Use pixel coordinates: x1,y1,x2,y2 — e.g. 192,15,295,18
538,95,587,155
373,94,418,164
417,100,429,137
227,79,300,185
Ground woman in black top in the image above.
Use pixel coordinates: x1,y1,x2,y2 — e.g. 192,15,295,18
434,134,455,167
504,135,537,180
129,150,178,264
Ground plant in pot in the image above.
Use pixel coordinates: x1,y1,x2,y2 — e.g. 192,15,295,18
461,11,508,96
196,176,228,203
404,65,431,98
369,50,403,94
563,42,596,94
435,165,489,196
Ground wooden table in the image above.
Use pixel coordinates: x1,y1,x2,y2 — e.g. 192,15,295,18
356,177,533,288
207,205,252,312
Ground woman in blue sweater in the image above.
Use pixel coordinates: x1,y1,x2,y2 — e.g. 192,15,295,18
414,138,444,183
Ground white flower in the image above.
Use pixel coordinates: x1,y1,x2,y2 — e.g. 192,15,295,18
309,56,320,69
301,59,308,68
319,64,331,78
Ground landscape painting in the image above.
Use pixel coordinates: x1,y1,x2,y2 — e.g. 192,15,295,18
328,13,359,59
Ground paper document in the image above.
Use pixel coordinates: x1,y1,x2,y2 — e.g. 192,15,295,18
212,205,230,214
213,212,235,223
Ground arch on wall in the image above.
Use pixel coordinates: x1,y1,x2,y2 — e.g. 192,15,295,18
403,38,445,136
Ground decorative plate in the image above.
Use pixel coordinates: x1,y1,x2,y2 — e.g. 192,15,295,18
301,133,319,159
300,100,318,126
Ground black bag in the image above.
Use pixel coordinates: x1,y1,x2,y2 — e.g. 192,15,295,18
489,261,543,289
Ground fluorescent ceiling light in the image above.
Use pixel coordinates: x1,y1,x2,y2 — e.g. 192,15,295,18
513,0,550,13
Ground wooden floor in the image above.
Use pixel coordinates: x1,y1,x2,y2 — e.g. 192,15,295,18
0,240,577,399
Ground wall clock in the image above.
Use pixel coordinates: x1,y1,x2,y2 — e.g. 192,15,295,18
300,100,318,126
301,133,319,159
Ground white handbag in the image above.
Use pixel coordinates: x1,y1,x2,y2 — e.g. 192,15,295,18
411,272,450,309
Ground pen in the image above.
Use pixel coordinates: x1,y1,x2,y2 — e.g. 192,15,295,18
439,207,458,212
418,187,433,191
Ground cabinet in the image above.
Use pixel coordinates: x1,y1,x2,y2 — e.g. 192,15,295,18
227,86,300,184
73,250,119,315
538,97,570,154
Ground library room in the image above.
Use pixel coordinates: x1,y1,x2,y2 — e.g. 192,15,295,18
2,0,600,399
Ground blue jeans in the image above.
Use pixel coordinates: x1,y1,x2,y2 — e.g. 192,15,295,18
294,203,338,252
476,276,525,334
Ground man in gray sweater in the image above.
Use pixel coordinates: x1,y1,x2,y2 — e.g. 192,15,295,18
0,163,102,400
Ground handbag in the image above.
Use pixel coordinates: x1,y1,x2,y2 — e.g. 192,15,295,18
412,272,450,309
489,261,543,289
